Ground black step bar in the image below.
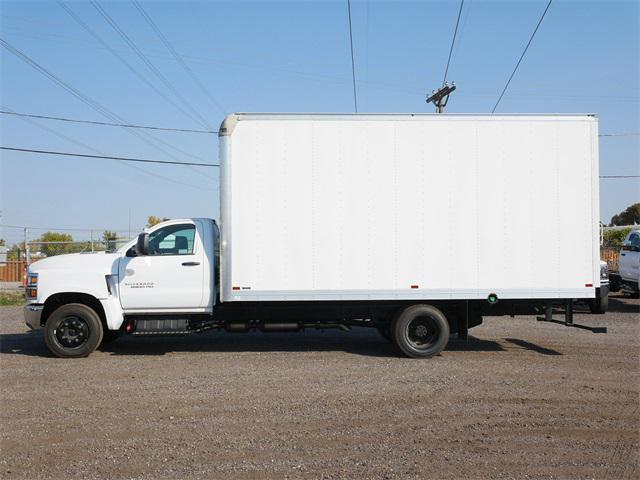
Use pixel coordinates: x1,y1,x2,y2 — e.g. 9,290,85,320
536,300,607,333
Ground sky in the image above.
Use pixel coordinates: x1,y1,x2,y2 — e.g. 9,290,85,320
0,0,638,244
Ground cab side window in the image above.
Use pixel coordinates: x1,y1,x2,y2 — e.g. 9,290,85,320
148,224,196,255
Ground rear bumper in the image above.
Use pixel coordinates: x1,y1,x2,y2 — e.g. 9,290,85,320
24,304,44,330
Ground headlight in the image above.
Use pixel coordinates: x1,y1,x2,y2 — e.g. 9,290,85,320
26,272,38,299
600,264,609,281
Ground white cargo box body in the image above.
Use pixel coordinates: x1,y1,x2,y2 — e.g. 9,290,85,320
219,114,599,302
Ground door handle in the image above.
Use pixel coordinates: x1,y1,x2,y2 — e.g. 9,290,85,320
181,261,200,266
621,253,626,256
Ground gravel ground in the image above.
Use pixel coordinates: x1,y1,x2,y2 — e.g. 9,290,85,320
1,295,638,480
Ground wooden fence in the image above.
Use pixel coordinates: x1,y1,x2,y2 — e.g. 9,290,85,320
600,247,620,271
0,261,26,283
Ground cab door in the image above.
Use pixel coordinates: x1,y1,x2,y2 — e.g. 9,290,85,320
118,222,204,310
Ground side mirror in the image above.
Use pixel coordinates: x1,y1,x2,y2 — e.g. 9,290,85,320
136,232,149,256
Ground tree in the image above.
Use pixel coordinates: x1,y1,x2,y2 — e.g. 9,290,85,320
603,228,632,247
102,230,118,242
146,216,169,227
102,230,119,252
37,231,79,256
0,238,5,247
38,231,73,243
7,244,21,260
610,203,640,226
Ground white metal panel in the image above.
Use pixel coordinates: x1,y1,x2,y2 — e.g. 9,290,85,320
118,219,206,310
220,114,598,302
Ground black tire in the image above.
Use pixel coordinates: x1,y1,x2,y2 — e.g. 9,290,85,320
588,287,609,314
609,278,621,293
391,304,450,358
44,303,103,358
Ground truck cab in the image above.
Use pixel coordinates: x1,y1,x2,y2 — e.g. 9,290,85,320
24,218,219,357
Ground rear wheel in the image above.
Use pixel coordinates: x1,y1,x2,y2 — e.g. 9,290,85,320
44,303,103,358
392,304,450,358
588,286,609,314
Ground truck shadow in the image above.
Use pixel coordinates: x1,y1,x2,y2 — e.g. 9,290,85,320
0,329,513,358
503,338,562,356
607,296,640,314
0,331,51,357
98,332,507,357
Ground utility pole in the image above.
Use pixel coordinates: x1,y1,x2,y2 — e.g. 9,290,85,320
24,227,30,271
426,82,457,113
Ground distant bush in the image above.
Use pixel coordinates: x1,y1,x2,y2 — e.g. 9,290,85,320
602,228,632,247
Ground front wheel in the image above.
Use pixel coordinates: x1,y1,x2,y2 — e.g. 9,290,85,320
392,304,450,358
44,303,103,358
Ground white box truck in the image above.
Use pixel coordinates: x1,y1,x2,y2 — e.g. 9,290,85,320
24,113,603,358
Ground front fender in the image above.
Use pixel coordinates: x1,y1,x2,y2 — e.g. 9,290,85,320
38,277,124,330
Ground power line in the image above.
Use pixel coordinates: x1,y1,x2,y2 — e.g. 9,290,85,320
448,0,473,74
600,175,640,178
7,24,637,104
346,0,358,112
1,224,131,233
442,0,464,86
3,110,633,140
0,37,215,180
131,0,226,115
599,133,639,137
0,38,125,126
1,146,219,168
491,0,553,113
0,110,217,134
56,1,216,175
57,1,217,131
4,146,634,178
1,104,215,191
90,0,212,129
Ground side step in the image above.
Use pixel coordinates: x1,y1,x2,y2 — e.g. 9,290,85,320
125,318,352,336
536,300,607,334
128,318,191,335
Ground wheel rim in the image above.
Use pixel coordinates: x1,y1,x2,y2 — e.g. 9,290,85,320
55,316,89,349
406,315,440,350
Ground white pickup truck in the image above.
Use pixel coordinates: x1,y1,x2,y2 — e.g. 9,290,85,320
24,113,605,358
610,229,640,296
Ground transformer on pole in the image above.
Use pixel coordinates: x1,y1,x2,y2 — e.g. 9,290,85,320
426,82,457,113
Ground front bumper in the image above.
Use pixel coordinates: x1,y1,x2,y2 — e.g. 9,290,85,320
24,304,44,330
